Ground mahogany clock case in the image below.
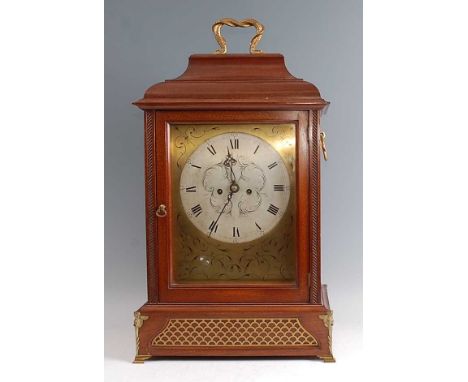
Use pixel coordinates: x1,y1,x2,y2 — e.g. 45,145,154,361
132,53,334,362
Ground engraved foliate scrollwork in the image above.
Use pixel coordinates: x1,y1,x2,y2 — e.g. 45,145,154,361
172,124,296,282
237,160,266,215
175,125,222,169
203,163,233,214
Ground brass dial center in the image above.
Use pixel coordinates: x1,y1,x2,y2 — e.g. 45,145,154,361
230,183,240,193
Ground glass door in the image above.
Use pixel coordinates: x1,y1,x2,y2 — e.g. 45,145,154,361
154,111,310,303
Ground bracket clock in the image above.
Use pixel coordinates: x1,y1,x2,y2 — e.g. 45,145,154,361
132,18,334,363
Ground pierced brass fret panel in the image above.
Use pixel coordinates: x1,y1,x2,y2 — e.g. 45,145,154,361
152,318,318,347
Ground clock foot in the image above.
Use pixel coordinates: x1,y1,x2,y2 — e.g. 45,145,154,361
318,355,336,363
133,355,152,364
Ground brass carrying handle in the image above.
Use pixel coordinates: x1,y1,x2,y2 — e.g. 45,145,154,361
155,204,167,218
212,18,264,54
320,131,328,161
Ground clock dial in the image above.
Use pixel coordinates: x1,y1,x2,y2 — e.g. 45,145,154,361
170,123,296,283
180,133,290,243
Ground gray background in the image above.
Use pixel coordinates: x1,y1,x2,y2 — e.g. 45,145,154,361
105,0,361,379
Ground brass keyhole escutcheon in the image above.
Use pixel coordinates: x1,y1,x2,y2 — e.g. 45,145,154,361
155,204,167,217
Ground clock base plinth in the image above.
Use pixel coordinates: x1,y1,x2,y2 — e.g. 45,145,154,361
132,285,334,363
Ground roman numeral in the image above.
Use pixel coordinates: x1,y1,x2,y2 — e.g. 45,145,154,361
274,184,285,191
267,161,278,170
267,204,279,216
207,145,216,155
185,186,197,192
208,220,219,233
190,204,202,217
191,163,201,169
255,222,262,230
230,138,239,149
253,145,260,154
232,227,240,237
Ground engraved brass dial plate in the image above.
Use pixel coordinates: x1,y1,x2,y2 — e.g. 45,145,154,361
170,123,296,283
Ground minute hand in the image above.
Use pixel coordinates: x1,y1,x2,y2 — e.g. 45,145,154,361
208,191,233,237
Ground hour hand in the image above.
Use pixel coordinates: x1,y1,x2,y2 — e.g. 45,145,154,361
223,148,237,166
223,149,237,182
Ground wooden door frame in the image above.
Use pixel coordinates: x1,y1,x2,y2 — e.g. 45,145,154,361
144,110,320,304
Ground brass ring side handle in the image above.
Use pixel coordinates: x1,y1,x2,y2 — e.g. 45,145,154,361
212,18,264,54
155,204,167,218
320,131,328,161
